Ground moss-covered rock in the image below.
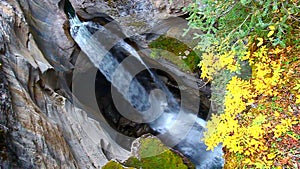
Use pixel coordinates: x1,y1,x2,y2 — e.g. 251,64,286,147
102,160,133,169
102,135,195,169
149,35,201,73
126,136,191,169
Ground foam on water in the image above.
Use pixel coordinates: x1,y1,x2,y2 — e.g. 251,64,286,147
69,15,224,169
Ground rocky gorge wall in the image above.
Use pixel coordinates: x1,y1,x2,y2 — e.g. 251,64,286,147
0,0,211,168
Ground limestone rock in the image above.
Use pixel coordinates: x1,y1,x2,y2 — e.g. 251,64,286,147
151,0,192,18
67,0,192,37
0,1,130,168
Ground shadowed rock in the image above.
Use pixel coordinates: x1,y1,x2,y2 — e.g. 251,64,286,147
0,1,129,168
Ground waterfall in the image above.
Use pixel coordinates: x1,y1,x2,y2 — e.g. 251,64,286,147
70,15,178,125
70,16,149,112
69,14,224,169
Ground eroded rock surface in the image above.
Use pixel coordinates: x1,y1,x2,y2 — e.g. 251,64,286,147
0,0,212,168
68,0,192,38
151,0,192,17
0,1,129,168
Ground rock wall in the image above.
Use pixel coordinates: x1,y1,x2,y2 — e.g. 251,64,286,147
0,0,209,168
0,1,130,168
68,0,192,37
151,0,192,17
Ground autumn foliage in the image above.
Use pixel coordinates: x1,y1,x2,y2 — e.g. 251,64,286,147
185,0,300,168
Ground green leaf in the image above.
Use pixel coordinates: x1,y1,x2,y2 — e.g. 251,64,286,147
240,0,250,6
272,2,278,11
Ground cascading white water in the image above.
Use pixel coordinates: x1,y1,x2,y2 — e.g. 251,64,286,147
70,16,150,111
69,15,224,169
70,15,179,126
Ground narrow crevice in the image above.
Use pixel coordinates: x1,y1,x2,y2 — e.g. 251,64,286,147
59,0,76,19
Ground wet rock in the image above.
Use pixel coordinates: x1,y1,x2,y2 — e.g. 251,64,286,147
0,1,130,168
67,0,193,38
18,0,75,71
151,0,192,18
68,0,157,37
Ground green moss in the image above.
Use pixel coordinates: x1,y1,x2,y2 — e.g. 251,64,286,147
138,137,168,157
103,136,195,169
124,137,194,169
102,160,131,169
149,35,201,73
124,157,142,167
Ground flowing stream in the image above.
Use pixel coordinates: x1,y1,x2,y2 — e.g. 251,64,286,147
69,12,224,169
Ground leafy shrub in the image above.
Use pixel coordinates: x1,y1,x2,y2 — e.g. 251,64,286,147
185,0,300,168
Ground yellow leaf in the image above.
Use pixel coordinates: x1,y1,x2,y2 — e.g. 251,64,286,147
267,30,274,37
267,153,276,159
274,111,280,117
243,158,252,164
287,133,297,140
257,38,264,47
296,95,300,104
269,25,275,31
